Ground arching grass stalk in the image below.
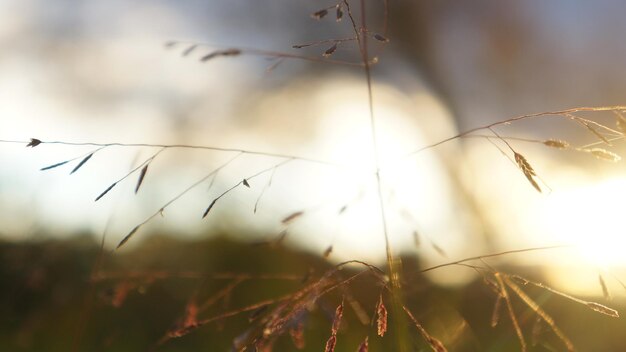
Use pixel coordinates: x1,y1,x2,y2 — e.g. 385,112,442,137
344,0,410,350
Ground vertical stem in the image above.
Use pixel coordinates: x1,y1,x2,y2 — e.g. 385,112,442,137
350,1,409,350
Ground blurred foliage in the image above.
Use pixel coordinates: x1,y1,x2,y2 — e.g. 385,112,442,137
1,232,625,351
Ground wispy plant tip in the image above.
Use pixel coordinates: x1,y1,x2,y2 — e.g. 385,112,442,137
26,138,41,147
71,153,94,175
117,225,141,249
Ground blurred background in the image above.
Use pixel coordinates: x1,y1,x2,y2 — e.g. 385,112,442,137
1,0,626,350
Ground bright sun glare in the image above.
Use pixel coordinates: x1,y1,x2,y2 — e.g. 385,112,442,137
539,177,626,267
274,76,483,285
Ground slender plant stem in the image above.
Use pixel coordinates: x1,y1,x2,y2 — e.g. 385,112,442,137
403,105,626,159
6,139,338,167
345,0,409,350
419,244,573,274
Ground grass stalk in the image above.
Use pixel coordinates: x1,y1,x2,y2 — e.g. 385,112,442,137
344,0,410,349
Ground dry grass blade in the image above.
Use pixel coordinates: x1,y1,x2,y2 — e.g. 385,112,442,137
95,148,163,201
200,48,241,62
323,43,338,58
491,294,503,328
356,336,368,352
331,300,344,335
586,302,619,318
402,306,447,352
514,152,542,193
311,8,329,20
509,274,619,318
202,199,218,219
430,240,447,257
373,33,389,43
376,294,388,337
253,167,276,213
26,138,41,147
116,153,243,248
281,211,304,224
599,274,611,300
135,164,149,194
95,182,118,202
265,57,285,73
116,225,140,249
543,139,569,149
182,44,197,57
71,153,94,174
205,160,291,220
503,276,575,352
323,245,333,258
325,335,337,352
324,300,345,352
336,5,343,22
514,152,536,176
585,148,621,162
40,160,71,171
495,273,526,352
41,147,101,172
577,118,613,146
